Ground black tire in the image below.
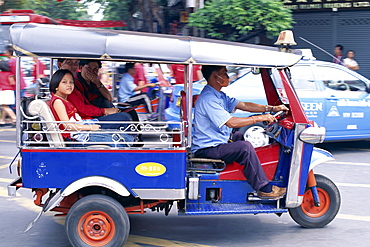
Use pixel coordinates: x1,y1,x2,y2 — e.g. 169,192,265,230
238,123,269,147
289,174,341,228
65,194,130,247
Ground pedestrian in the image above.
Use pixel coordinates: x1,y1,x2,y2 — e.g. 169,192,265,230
170,64,202,84
0,69,16,125
333,45,344,64
133,63,148,93
31,57,47,83
4,45,26,97
343,50,359,71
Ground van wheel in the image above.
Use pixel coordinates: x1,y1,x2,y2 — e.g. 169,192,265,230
238,123,269,148
66,194,130,247
289,174,341,228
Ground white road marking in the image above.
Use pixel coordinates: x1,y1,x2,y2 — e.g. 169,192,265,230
337,214,370,222
0,155,15,160
54,217,215,247
0,164,9,169
126,235,217,247
0,187,39,213
0,140,16,143
336,183,370,188
0,178,12,183
0,129,16,132
0,161,19,170
326,161,370,167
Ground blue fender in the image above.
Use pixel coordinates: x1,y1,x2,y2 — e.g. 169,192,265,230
309,147,334,170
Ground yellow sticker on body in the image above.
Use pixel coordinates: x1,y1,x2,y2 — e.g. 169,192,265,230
135,162,166,177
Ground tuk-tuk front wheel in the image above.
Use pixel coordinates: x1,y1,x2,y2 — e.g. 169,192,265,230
288,174,341,228
65,194,130,247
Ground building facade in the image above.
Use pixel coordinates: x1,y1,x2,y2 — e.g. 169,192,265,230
286,1,370,78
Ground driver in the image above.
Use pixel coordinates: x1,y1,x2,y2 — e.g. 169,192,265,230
191,65,289,199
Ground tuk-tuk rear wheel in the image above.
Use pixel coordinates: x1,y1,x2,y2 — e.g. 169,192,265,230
65,194,130,247
78,211,115,245
288,174,341,228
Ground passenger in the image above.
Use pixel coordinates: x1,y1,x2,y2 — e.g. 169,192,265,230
58,58,118,117
58,58,79,76
48,69,133,146
57,59,135,130
191,65,288,199
118,63,156,114
75,59,113,108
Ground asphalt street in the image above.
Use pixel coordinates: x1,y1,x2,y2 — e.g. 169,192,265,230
1,126,370,247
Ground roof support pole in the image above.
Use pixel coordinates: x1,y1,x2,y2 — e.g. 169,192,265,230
16,56,21,148
185,63,193,148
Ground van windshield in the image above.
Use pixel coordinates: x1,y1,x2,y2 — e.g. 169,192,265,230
271,68,290,105
222,67,290,107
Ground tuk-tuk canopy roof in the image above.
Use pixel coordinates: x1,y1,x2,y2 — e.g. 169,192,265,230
10,23,302,68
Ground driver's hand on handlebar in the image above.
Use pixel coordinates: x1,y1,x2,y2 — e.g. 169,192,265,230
254,114,276,124
273,104,289,112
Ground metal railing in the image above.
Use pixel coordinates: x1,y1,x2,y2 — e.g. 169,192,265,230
21,120,184,149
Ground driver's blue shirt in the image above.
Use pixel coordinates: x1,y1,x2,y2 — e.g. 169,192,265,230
191,85,239,153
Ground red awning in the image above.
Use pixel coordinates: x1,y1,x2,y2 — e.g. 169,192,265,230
56,19,127,28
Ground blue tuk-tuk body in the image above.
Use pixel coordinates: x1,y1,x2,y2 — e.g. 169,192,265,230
7,24,340,247
21,149,187,191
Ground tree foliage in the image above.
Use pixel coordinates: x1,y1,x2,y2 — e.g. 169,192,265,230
96,0,139,30
83,0,171,33
188,0,293,41
1,0,25,13
1,0,178,34
22,0,88,20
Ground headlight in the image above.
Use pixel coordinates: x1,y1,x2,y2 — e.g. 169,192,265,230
299,126,326,144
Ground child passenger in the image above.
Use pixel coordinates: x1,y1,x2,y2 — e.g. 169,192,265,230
48,69,133,146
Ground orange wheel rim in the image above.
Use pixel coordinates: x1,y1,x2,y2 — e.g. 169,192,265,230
78,211,115,246
301,188,330,218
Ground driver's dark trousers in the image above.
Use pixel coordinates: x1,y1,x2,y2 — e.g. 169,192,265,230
194,133,269,191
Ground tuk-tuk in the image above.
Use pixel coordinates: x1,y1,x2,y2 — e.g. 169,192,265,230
7,23,340,247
